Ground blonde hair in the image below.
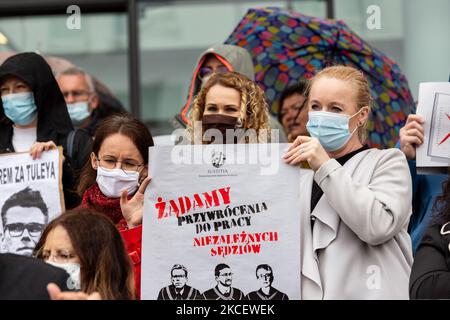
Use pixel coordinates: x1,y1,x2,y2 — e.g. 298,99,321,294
188,71,270,143
308,65,373,143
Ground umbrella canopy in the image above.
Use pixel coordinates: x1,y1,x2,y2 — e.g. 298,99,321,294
225,7,414,148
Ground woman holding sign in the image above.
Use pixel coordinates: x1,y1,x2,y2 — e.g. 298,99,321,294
284,65,413,299
0,52,92,209
78,114,153,298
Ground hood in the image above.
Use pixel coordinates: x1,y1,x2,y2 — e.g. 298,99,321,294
0,52,73,145
174,44,254,128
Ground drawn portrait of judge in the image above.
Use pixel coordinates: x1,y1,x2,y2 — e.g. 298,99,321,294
157,264,201,300
201,263,244,300
246,264,289,300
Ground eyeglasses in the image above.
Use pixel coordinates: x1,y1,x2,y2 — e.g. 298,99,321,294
5,223,44,237
257,273,272,279
61,90,91,100
96,156,144,173
40,249,77,264
198,66,229,80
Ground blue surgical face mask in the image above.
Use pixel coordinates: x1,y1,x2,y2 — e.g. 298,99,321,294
306,110,361,152
67,101,90,125
1,92,38,126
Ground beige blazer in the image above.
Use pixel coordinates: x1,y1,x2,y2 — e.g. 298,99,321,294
300,148,413,300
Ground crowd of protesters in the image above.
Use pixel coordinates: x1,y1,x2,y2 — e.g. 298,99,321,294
0,46,448,300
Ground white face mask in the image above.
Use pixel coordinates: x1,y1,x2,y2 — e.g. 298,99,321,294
46,261,81,291
96,167,139,198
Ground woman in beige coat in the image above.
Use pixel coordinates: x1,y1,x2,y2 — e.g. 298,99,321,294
284,66,413,299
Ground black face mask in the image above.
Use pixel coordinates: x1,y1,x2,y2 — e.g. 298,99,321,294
202,114,243,144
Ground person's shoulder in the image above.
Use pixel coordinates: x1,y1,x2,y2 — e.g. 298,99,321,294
441,221,450,233
432,221,450,240
202,287,215,294
200,288,215,300
369,147,406,159
74,128,93,143
1,253,67,278
360,147,408,167
2,253,46,270
275,289,289,300
158,285,169,293
419,221,449,248
245,291,258,299
185,285,202,299
185,284,199,291
362,147,403,158
233,287,245,298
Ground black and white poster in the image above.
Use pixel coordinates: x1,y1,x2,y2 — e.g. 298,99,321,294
0,148,64,256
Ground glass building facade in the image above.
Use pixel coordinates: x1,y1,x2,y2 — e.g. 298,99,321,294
0,0,449,136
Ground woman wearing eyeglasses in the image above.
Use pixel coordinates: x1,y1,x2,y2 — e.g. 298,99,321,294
34,208,135,300
0,52,92,209
77,113,153,298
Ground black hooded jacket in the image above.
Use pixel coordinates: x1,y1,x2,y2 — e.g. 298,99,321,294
0,52,92,209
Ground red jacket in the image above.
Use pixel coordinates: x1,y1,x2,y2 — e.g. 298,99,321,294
119,222,142,300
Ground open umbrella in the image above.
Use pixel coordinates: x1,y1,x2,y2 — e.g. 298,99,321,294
225,7,414,148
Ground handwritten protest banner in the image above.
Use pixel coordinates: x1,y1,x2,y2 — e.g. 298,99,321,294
0,148,64,256
142,144,302,300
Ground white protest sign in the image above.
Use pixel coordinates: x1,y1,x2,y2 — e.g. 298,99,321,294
141,144,302,300
0,148,64,256
416,82,450,173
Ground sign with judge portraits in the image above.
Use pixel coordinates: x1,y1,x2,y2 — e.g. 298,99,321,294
0,148,64,257
141,143,302,300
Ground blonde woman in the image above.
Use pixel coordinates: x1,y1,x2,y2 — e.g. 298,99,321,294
187,71,270,144
284,65,413,299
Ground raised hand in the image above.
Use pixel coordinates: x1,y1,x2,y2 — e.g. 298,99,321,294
120,176,152,229
283,135,331,171
30,141,57,160
399,114,425,160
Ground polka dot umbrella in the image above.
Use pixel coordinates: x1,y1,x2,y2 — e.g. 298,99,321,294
225,7,415,148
